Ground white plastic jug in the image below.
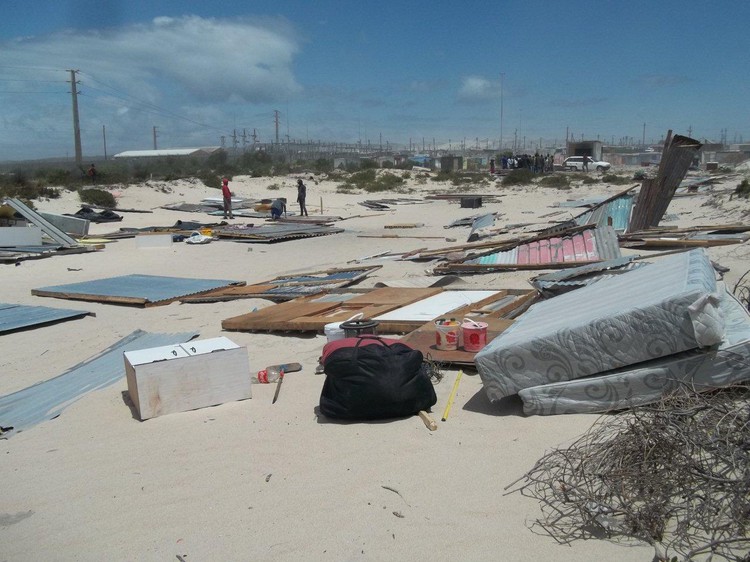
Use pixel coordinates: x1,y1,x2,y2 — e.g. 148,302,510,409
324,313,364,343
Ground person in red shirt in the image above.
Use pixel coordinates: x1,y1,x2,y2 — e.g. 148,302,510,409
221,177,233,219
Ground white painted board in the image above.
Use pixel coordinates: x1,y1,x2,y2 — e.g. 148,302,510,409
373,290,500,322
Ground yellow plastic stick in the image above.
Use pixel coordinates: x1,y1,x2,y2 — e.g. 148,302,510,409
441,370,463,422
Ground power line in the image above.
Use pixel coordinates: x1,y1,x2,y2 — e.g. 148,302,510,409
78,72,226,133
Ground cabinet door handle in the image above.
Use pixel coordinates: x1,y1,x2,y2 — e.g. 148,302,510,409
190,347,196,353
172,350,178,356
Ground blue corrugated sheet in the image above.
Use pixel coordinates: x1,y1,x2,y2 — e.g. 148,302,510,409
0,303,92,334
574,193,634,231
33,274,243,306
0,330,198,436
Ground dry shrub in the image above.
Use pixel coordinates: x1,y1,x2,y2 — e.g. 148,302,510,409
507,384,750,561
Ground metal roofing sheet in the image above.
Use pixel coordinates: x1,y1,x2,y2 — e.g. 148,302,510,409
0,329,197,436
575,194,633,231
274,269,368,284
0,303,91,334
214,223,343,242
33,274,243,306
468,227,620,266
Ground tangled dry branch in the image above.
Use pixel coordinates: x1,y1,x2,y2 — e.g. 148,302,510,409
507,384,750,561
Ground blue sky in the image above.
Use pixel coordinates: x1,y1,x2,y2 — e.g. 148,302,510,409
1,1,749,161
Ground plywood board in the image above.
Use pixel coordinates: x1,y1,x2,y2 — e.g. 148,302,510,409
222,287,536,335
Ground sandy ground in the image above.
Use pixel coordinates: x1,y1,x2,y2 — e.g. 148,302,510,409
1,168,749,561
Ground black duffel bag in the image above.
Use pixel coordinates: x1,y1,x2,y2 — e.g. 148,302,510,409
320,335,437,420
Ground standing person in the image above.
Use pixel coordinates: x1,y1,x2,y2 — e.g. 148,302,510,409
582,155,590,172
270,198,286,220
221,177,234,219
489,158,496,174
87,164,97,184
296,178,309,217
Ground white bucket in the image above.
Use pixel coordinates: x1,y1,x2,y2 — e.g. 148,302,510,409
324,322,346,343
324,313,364,343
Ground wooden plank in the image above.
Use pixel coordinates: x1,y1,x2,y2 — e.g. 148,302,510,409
222,299,340,331
344,287,442,305
401,317,515,366
30,289,148,306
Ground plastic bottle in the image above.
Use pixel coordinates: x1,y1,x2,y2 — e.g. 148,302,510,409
256,366,283,384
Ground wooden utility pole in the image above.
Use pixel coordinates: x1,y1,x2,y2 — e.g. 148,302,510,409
102,125,107,160
274,110,280,143
67,69,82,167
152,126,158,149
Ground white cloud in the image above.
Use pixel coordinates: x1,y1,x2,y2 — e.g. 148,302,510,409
0,16,303,158
457,76,498,103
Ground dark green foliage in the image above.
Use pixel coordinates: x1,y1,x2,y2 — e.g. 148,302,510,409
239,151,276,176
633,170,648,181
312,158,333,173
79,188,116,208
337,169,405,192
431,171,453,182
0,169,61,200
206,149,228,169
196,170,221,189
538,174,570,188
502,168,534,186
601,173,631,185
735,179,750,198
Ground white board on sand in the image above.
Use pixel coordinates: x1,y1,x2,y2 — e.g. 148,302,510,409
373,290,499,322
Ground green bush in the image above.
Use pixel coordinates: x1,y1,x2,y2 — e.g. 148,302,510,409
502,168,534,186
80,188,116,208
336,169,404,192
601,173,631,185
735,179,750,199
312,158,333,174
431,171,453,182
538,174,570,188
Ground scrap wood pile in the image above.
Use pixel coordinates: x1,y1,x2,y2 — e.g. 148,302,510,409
505,383,750,562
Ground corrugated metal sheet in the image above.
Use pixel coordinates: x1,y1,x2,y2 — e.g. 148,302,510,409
0,330,198,436
575,194,634,231
532,258,645,297
214,223,343,243
33,274,243,306
553,197,607,208
532,256,636,283
274,270,368,284
468,226,621,267
0,303,92,334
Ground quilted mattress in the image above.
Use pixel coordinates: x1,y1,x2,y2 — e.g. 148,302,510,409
518,284,750,414
475,249,724,402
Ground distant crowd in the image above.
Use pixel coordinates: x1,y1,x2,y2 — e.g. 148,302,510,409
490,154,554,174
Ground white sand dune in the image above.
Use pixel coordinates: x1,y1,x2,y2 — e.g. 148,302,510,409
1,169,748,561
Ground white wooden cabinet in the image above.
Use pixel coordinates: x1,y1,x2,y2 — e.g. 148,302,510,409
124,336,251,420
